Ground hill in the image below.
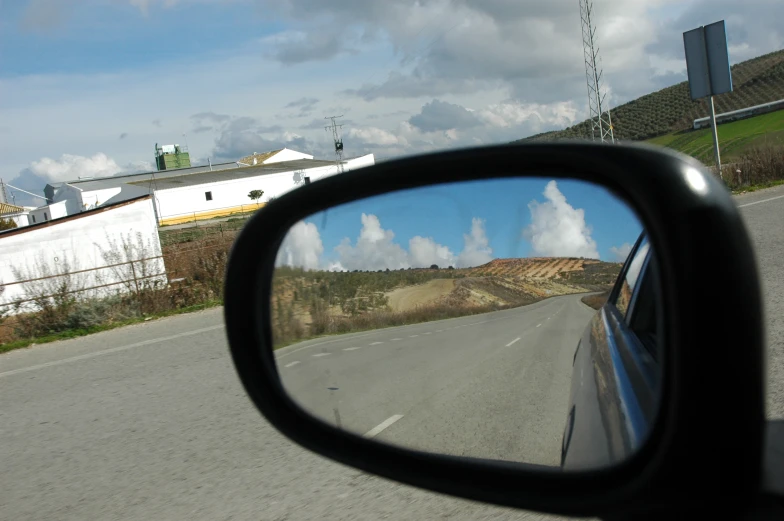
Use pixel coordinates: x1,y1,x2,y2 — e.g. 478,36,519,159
517,49,784,143
646,109,784,164
270,257,622,347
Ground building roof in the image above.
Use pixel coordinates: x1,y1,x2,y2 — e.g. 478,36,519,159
237,149,283,165
0,202,26,215
0,195,153,238
127,158,337,190
58,161,242,192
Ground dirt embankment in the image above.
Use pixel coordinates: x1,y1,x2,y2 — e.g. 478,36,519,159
386,279,455,312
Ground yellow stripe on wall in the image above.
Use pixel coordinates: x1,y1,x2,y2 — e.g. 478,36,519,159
159,203,265,226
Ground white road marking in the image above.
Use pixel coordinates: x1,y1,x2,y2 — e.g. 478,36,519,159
506,337,521,347
364,415,404,438
284,361,301,367
0,324,225,378
391,338,402,341
436,330,443,333
313,353,331,357
738,194,784,208
409,334,419,338
423,332,432,335
343,347,362,351
369,341,384,345
537,323,542,328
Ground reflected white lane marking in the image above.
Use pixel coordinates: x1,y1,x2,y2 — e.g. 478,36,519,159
409,335,419,338
364,415,404,438
423,332,432,335
537,323,542,328
343,347,362,351
369,341,384,345
313,353,331,357
436,330,443,333
506,337,521,347
284,361,300,367
391,338,402,341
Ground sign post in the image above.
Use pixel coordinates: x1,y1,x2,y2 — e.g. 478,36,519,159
683,20,733,179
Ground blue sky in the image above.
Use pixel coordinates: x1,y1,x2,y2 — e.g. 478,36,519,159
276,178,642,270
3,0,782,207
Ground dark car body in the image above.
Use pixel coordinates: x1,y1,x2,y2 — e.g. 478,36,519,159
561,232,663,470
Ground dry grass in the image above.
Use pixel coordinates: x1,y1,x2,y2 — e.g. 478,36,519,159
581,291,610,310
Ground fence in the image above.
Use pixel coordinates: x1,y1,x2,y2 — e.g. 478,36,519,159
0,236,234,315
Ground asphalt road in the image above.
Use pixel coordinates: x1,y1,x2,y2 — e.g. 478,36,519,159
2,185,782,520
735,184,784,419
276,294,592,465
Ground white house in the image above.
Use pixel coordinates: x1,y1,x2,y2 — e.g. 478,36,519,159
42,148,375,226
0,195,166,313
146,154,375,225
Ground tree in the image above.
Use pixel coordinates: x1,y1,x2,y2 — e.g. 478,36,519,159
430,264,439,270
248,190,264,204
0,218,17,231
447,265,454,270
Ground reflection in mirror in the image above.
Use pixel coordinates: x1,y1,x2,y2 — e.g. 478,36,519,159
270,177,662,471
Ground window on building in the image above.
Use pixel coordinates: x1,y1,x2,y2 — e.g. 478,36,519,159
205,191,213,201
44,212,48,221
32,215,36,223
304,177,311,185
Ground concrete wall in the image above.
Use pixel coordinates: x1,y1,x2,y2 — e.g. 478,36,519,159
0,197,166,313
1,211,30,228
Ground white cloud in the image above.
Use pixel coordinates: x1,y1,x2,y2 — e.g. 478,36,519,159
456,217,493,268
610,242,634,262
347,127,401,147
29,153,122,182
408,236,456,268
276,213,492,271
275,220,324,271
334,213,410,271
523,181,599,259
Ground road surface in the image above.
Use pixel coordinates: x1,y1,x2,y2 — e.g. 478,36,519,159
275,294,591,465
2,185,782,520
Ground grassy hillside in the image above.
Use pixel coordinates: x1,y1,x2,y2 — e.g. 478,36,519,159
646,109,784,164
270,257,622,347
518,49,784,143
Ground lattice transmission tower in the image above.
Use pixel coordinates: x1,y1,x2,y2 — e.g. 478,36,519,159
325,115,345,174
579,0,614,143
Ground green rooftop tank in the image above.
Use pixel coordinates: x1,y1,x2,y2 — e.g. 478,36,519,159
155,143,192,171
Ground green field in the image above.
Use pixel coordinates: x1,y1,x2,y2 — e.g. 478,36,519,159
646,110,784,164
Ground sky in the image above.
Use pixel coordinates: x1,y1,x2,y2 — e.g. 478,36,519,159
275,178,643,270
2,0,783,206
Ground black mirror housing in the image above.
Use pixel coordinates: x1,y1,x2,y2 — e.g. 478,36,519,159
223,143,765,519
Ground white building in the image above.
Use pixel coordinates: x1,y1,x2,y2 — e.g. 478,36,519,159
0,202,31,228
43,148,375,226
0,195,165,313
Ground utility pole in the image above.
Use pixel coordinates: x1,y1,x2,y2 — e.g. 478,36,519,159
579,0,614,143
325,115,345,174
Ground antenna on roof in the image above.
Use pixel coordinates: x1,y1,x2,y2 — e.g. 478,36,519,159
324,115,345,174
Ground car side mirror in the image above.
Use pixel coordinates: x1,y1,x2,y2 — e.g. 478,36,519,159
222,143,765,518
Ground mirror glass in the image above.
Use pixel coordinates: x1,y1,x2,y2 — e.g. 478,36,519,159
271,177,662,471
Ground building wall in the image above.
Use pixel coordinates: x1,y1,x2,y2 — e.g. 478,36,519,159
29,201,67,224
53,183,84,215
0,197,165,313
81,187,122,209
264,148,314,164
1,212,29,228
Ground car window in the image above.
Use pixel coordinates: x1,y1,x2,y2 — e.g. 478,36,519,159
614,235,650,318
627,254,661,360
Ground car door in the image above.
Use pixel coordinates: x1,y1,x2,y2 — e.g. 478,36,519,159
562,233,662,470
